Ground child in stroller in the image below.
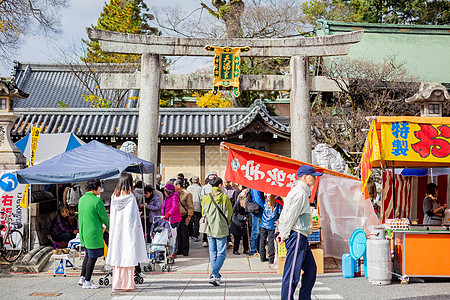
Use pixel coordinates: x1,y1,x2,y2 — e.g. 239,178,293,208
143,216,174,272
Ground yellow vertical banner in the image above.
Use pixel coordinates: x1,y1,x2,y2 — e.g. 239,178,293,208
20,127,41,208
29,126,41,167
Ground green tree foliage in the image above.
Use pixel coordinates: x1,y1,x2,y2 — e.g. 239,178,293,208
302,0,450,28
82,0,159,64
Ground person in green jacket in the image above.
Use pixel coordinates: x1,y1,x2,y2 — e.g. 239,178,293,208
201,176,232,286
77,178,109,289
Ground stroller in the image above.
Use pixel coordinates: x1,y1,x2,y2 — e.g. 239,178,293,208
98,229,144,286
143,216,174,272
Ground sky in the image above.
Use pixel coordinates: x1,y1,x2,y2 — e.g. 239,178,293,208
0,0,204,77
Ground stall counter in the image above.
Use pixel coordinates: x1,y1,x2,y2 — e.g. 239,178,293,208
394,230,450,278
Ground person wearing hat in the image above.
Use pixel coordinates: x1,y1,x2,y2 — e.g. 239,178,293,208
276,165,322,300
187,176,203,241
161,182,182,257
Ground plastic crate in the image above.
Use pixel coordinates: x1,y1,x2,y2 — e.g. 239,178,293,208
307,230,321,242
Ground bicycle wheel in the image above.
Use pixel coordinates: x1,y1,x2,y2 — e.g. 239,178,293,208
3,230,23,262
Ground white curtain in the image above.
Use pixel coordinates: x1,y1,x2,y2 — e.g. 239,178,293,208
318,174,379,259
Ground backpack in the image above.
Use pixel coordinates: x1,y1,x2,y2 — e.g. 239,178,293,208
240,189,260,214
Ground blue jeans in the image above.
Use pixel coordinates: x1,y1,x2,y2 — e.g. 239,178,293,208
281,231,316,300
207,236,227,278
250,212,262,255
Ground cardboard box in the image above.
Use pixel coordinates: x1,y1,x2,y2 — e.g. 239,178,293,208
276,245,324,275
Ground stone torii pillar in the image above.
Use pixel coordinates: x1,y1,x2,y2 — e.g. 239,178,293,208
87,28,362,165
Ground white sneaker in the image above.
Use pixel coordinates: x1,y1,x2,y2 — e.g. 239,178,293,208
208,275,220,286
82,280,100,289
77,276,85,286
202,242,208,247
139,272,146,278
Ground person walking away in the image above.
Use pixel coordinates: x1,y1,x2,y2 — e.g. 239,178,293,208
230,187,250,255
201,176,233,286
174,179,194,256
260,195,283,266
78,178,109,289
187,176,202,242
201,171,217,247
249,189,264,257
107,172,148,292
161,183,182,257
277,165,322,300
50,205,78,249
140,185,162,242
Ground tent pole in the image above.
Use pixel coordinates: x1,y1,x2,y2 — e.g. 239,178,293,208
392,161,396,218
140,164,147,245
27,184,31,252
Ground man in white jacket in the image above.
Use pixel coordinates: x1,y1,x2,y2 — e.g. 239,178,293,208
276,165,322,300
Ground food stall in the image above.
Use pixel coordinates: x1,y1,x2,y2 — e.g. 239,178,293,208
361,116,450,279
221,142,376,274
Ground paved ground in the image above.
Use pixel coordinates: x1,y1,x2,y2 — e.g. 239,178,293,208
1,240,449,299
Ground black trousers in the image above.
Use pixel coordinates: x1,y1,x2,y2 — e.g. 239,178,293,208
233,234,249,253
81,254,98,281
191,211,202,238
176,215,190,256
259,227,275,264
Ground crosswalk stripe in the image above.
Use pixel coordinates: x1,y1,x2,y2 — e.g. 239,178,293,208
315,295,343,300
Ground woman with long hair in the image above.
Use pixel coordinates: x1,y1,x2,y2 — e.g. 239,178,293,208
106,172,148,292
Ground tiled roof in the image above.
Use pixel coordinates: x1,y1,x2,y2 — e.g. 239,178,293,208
12,107,256,138
226,100,290,138
12,62,138,108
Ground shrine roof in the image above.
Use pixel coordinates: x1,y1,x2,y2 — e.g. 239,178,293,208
317,20,450,85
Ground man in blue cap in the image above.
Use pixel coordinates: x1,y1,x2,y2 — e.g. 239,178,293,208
276,165,322,300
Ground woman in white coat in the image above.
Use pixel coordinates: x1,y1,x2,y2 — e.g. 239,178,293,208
107,172,148,292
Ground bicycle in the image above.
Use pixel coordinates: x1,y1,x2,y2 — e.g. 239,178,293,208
0,211,24,262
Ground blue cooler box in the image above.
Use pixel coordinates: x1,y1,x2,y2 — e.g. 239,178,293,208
342,253,355,278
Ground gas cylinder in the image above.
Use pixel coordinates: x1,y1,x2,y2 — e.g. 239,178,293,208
366,229,391,285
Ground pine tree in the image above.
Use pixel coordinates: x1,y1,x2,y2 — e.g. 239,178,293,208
82,0,158,64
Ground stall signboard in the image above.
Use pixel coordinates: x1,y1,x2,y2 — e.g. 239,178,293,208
381,122,450,163
0,171,25,238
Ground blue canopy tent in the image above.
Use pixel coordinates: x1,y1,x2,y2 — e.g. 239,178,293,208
15,133,84,165
15,140,154,184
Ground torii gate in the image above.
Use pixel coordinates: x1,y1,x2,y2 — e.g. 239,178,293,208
87,28,362,183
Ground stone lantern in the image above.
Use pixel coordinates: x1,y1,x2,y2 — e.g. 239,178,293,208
405,82,450,117
0,77,28,171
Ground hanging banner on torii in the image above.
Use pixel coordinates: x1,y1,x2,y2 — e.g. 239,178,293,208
205,45,250,97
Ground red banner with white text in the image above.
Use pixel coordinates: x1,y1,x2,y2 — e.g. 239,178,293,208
225,148,300,197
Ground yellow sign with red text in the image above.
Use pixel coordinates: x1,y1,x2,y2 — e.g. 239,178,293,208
380,122,450,163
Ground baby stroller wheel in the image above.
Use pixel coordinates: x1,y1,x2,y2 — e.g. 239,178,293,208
134,276,139,284
139,276,144,284
99,278,104,285
104,278,109,286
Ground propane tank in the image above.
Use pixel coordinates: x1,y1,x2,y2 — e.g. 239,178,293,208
367,229,391,285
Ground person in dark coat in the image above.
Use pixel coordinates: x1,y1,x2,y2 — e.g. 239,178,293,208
230,188,250,255
50,206,78,248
